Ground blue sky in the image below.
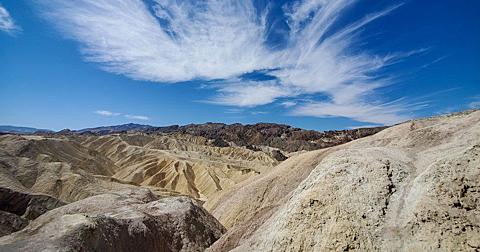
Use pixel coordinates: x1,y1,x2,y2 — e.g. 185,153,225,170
0,0,479,131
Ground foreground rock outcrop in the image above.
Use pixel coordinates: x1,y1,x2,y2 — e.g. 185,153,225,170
0,187,65,222
0,188,225,252
207,110,480,251
0,168,65,236
0,211,27,237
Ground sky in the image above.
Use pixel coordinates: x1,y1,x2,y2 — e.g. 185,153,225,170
0,0,479,131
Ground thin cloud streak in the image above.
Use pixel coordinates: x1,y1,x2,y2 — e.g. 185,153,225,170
95,110,149,120
347,124,382,129
292,102,406,125
280,101,297,108
292,99,430,125
95,110,121,116
39,0,418,124
125,114,150,121
0,4,21,34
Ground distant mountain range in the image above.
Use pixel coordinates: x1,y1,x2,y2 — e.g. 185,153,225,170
1,122,386,153
0,125,53,134
69,122,386,152
0,123,153,135
75,123,154,134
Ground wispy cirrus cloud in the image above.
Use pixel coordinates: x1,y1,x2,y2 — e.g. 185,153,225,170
291,99,426,125
206,80,291,107
251,111,268,115
347,124,383,129
125,114,150,121
95,110,149,120
0,4,21,34
95,110,121,116
280,101,297,108
224,108,244,114
39,0,421,125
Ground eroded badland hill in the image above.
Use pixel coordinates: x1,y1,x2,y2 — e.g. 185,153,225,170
1,111,479,251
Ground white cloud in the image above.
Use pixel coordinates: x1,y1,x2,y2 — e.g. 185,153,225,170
206,80,291,107
420,55,447,69
347,124,382,129
39,0,419,124
95,110,149,120
224,108,244,114
38,0,270,82
280,101,297,108
95,110,121,116
125,114,150,121
251,111,268,115
0,4,21,34
292,99,429,125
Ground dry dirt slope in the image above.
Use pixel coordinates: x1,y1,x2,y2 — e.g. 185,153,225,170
207,110,480,251
0,133,277,203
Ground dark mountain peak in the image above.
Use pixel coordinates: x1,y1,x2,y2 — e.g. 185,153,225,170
123,123,147,127
151,122,387,153
75,123,153,134
38,121,387,154
57,129,74,135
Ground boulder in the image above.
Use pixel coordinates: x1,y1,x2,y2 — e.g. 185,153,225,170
0,188,225,252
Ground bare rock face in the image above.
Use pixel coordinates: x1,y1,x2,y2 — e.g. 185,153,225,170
207,110,480,251
0,188,225,252
0,185,65,237
0,211,28,236
0,187,65,221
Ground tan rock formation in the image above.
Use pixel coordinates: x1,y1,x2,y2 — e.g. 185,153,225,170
0,188,225,251
80,134,277,201
0,133,277,203
207,110,480,251
1,111,478,251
